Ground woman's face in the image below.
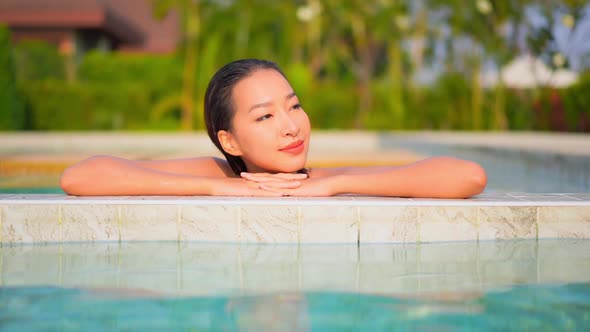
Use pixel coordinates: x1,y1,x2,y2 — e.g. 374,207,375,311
220,69,311,173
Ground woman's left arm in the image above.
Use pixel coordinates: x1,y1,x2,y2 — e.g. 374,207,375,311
304,157,487,198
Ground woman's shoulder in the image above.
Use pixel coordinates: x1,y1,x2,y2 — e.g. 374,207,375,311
137,156,235,178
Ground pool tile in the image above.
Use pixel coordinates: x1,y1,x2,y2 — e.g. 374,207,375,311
240,244,299,263
419,207,478,242
299,244,358,263
179,242,240,266
478,240,537,262
119,242,179,268
60,243,121,288
117,242,180,292
478,207,537,240
359,206,418,243
240,206,299,243
569,193,590,200
300,262,358,292
359,244,421,294
1,205,59,243
537,206,590,239
241,196,299,205
181,264,241,295
64,196,129,202
179,243,240,295
509,194,582,202
538,258,590,284
359,244,419,263
242,262,300,293
297,196,354,204
1,244,62,286
61,205,119,242
479,259,539,286
5,194,67,201
537,240,590,283
297,245,358,292
120,205,179,241
358,263,422,295
300,206,358,243
420,242,479,263
180,205,239,242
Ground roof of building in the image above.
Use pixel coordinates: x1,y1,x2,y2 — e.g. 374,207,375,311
0,0,179,53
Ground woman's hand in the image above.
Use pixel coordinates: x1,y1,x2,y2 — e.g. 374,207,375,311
209,176,303,196
240,173,338,197
240,172,307,193
279,176,339,196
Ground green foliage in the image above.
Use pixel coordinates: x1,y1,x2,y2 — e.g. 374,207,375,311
562,71,590,131
20,80,156,130
13,40,65,81
5,1,590,132
0,25,26,130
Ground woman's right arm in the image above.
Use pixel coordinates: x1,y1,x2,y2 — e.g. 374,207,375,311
60,155,299,196
59,155,221,196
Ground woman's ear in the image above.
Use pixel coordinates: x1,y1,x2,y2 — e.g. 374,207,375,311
217,130,243,156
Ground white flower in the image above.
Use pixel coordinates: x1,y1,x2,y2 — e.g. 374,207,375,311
296,2,321,23
395,15,410,31
476,0,492,15
552,53,566,68
297,6,313,22
562,14,575,29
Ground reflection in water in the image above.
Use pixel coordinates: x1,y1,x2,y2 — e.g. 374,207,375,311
1,240,590,330
1,240,589,296
0,283,588,331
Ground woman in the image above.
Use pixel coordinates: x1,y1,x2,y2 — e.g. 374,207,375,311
60,59,487,198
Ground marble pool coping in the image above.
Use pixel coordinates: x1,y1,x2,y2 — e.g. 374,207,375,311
1,193,589,244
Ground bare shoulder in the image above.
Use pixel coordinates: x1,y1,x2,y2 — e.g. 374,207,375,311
136,156,234,178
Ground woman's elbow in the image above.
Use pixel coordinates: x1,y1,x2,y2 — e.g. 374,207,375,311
60,155,113,195
465,161,487,196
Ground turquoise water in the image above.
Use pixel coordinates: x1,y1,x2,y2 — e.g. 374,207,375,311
0,187,63,194
1,284,589,331
1,240,589,331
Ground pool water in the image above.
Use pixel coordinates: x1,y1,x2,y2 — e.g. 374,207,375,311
1,283,589,331
1,240,589,331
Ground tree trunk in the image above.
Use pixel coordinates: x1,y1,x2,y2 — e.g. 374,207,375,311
387,41,405,129
470,58,482,130
180,3,199,131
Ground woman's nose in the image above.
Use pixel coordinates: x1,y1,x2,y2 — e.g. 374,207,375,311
280,111,300,137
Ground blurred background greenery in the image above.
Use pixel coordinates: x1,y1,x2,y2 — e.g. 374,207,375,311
1,0,589,132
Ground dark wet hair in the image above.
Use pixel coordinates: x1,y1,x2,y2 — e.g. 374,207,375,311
204,59,287,175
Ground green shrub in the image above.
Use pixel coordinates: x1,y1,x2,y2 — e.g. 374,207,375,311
80,51,183,101
13,40,65,81
20,80,156,130
0,25,26,130
562,71,590,131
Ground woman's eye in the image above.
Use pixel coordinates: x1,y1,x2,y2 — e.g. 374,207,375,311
256,114,273,122
291,103,302,111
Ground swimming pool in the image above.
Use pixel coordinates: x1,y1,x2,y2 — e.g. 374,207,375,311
1,240,589,330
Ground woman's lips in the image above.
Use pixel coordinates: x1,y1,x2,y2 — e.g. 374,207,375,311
279,140,305,154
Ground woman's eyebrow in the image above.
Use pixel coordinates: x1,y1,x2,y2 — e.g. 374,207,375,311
248,101,272,113
248,92,297,112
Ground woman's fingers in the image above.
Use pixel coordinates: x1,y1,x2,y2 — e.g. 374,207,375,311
250,188,284,196
258,181,302,189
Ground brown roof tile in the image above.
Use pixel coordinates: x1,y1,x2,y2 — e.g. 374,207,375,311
0,0,179,53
